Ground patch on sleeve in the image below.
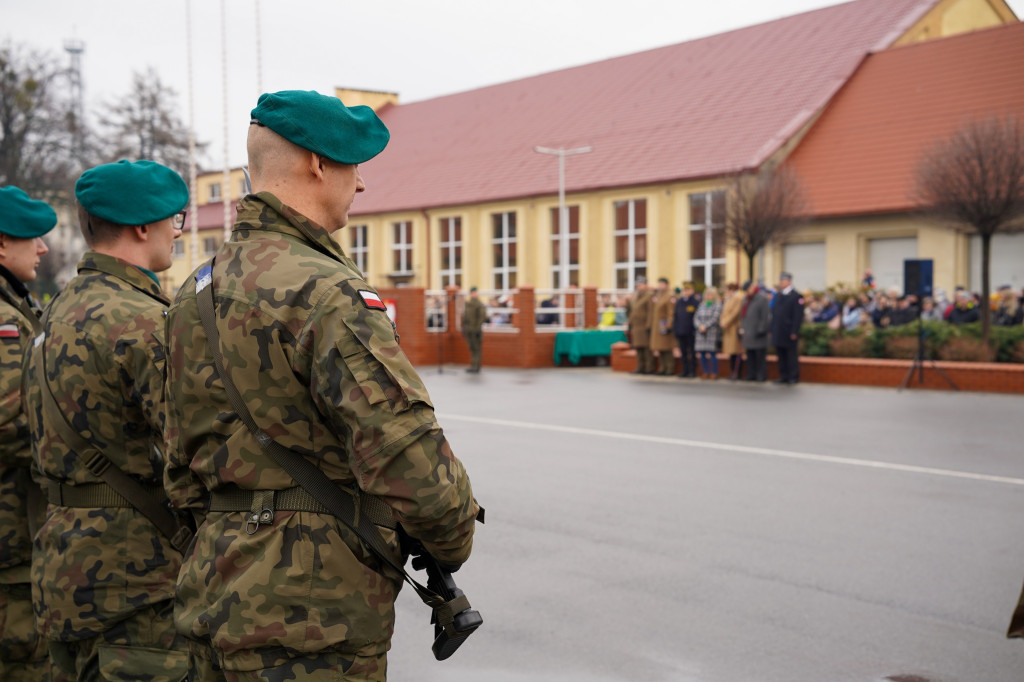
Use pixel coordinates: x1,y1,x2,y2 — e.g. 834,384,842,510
0,324,20,338
798,297,805,305
358,290,388,311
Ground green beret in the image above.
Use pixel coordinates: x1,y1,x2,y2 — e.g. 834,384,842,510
75,160,188,225
250,90,390,165
0,186,57,239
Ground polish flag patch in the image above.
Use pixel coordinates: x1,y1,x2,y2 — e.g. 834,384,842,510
358,290,387,311
0,324,20,338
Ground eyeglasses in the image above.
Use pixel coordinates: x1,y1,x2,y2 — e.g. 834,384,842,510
172,211,187,229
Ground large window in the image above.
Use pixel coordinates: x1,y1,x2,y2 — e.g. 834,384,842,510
439,217,463,287
350,224,368,275
613,198,647,290
491,211,517,291
203,236,218,256
550,205,580,289
688,191,726,287
392,221,413,275
208,183,221,202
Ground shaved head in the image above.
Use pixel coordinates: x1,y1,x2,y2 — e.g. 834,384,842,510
246,124,308,191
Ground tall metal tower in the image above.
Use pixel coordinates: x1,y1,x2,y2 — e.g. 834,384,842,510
64,38,86,161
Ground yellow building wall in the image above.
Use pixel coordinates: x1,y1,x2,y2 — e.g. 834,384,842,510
893,0,1016,46
765,215,970,293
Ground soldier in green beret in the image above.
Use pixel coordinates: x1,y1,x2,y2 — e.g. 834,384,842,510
164,90,479,681
22,160,190,681
462,286,486,372
0,186,55,681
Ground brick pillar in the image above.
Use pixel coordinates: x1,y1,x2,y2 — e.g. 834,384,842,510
583,286,599,329
445,285,462,364
564,289,578,329
514,286,536,368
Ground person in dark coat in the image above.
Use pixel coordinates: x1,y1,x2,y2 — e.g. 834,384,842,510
770,272,805,384
673,282,700,378
947,290,980,325
739,280,770,381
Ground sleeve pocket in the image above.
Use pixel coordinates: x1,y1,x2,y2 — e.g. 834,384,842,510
339,316,433,415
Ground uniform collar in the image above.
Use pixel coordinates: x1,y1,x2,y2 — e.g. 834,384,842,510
77,251,170,305
233,191,350,265
0,263,29,299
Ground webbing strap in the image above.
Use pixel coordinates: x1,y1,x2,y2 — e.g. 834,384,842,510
35,303,193,553
195,260,446,609
209,485,395,527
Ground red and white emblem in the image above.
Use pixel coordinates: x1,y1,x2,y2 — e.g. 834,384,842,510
0,324,20,338
358,290,388,311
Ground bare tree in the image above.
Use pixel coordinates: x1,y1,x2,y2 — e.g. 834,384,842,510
0,43,80,201
98,67,198,179
725,165,808,281
913,115,1024,345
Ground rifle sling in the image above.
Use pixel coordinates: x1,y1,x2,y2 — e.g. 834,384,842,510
195,260,445,608
35,305,192,553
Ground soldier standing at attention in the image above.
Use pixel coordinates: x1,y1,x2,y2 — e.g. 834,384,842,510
164,90,478,681
21,160,191,681
648,277,676,376
0,187,55,681
771,271,805,384
462,286,487,373
627,277,654,374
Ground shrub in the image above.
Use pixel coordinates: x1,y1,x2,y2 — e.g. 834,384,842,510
884,335,921,359
829,335,868,357
799,324,836,357
936,337,995,363
1010,341,1024,364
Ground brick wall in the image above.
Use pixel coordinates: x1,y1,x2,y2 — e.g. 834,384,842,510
609,343,1024,394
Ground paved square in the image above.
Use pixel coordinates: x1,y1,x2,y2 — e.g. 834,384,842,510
388,368,1024,681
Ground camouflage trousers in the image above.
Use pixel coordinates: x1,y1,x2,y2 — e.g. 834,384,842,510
49,599,188,682
187,643,387,682
0,582,49,682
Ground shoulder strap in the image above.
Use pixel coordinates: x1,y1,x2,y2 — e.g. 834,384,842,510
194,260,445,609
34,304,193,552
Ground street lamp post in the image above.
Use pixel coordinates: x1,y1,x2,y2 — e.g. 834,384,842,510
534,145,593,289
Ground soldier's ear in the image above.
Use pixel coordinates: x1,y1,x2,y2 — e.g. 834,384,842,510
308,153,326,182
133,224,150,242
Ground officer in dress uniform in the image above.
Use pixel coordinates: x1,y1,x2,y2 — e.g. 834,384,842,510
22,161,191,681
0,186,55,681
770,272,805,384
163,90,479,681
626,277,654,373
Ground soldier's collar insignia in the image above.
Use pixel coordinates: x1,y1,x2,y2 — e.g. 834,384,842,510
358,289,387,311
0,324,19,338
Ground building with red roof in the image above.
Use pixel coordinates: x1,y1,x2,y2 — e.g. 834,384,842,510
159,0,1018,296
782,19,1024,293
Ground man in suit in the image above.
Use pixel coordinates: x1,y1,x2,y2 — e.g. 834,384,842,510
770,272,805,384
672,282,700,378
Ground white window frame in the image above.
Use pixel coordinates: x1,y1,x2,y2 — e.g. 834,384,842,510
203,236,218,255
688,190,727,287
491,211,517,292
350,224,368,275
391,221,413,275
439,216,463,288
550,205,580,289
613,198,647,290
209,183,221,202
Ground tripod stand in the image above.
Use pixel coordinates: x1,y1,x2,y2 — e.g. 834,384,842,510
898,310,959,391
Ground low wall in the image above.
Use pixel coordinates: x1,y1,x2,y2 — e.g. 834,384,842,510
609,342,1024,394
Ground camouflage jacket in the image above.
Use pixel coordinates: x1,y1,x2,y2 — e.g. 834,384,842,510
22,252,180,641
461,297,487,333
0,266,43,585
165,192,477,671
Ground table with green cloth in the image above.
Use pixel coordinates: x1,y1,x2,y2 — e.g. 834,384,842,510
553,329,627,365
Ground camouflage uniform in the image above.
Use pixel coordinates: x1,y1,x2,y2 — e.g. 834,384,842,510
22,252,187,681
461,296,487,371
0,266,48,681
165,192,478,680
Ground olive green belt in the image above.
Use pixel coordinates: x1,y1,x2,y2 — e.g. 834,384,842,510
209,485,396,529
48,481,165,508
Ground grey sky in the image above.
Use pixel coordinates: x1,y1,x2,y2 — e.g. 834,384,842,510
4,0,1021,169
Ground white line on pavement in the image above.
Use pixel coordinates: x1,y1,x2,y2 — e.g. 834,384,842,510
439,413,1024,487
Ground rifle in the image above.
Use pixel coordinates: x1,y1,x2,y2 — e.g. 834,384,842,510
401,527,484,660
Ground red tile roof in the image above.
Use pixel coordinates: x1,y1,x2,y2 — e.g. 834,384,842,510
352,0,937,216
785,21,1024,218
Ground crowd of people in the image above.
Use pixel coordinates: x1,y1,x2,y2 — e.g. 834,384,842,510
624,271,1024,384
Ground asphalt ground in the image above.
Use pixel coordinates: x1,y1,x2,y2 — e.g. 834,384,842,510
386,367,1024,682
